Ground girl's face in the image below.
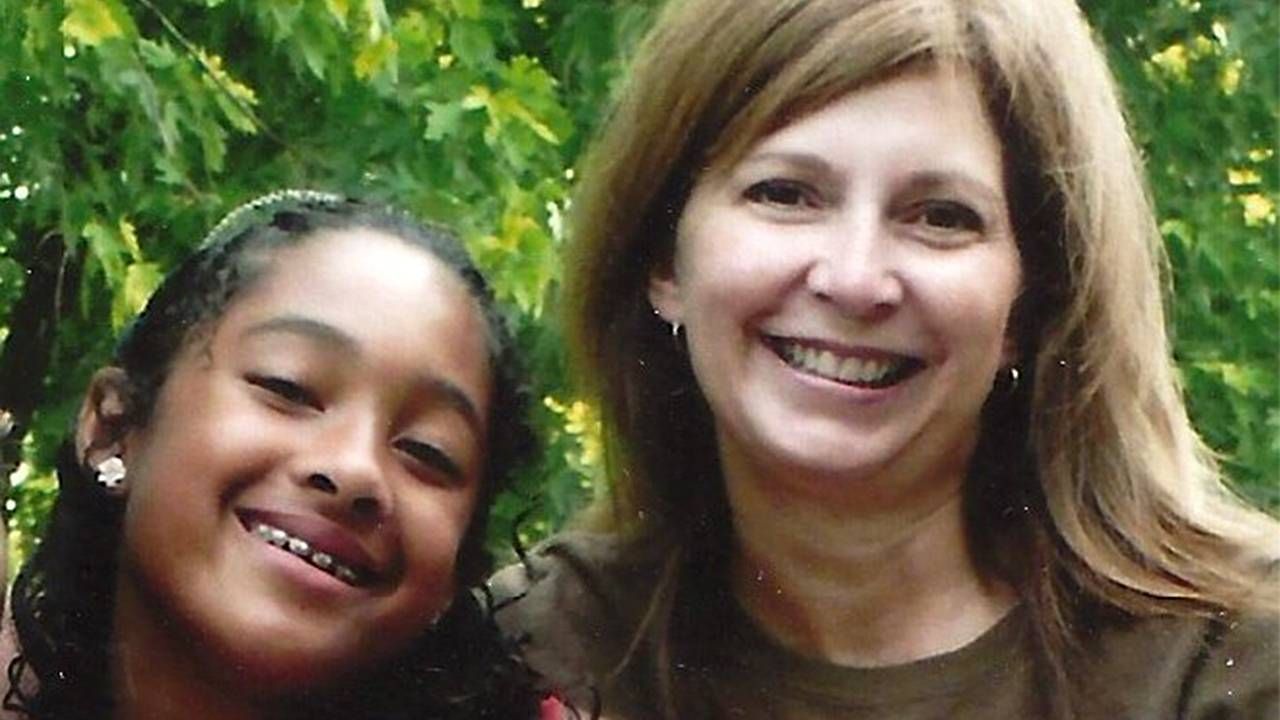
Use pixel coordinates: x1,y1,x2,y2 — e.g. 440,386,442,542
111,228,492,691
650,64,1021,509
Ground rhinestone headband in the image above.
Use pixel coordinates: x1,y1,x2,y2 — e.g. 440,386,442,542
200,189,349,248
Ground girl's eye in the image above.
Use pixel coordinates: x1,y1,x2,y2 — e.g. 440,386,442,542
246,374,320,410
914,200,985,232
743,179,818,209
394,438,463,485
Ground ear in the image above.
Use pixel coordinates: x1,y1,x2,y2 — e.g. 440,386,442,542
76,367,134,469
999,333,1020,369
647,260,684,327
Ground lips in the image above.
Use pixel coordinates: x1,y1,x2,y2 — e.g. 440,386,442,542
236,508,382,587
762,334,925,389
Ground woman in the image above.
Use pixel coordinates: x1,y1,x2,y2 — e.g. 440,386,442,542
492,0,1280,718
0,191,557,719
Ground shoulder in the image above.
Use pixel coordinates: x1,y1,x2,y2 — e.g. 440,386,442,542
1077,610,1278,719
488,531,667,695
1180,612,1278,719
490,529,667,612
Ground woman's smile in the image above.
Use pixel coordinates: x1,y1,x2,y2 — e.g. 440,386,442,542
650,62,1021,494
761,334,927,390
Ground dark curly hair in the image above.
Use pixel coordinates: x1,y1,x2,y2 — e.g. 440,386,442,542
4,191,547,719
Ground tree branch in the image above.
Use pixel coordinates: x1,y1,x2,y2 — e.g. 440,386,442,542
132,0,287,147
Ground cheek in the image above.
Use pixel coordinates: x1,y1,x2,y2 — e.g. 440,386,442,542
911,252,1020,335
676,224,807,315
400,488,478,584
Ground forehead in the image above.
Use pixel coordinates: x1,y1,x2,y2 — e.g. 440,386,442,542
247,226,479,317
203,228,493,400
716,56,996,165
719,64,1004,183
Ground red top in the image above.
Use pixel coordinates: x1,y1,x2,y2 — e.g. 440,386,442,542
540,694,569,720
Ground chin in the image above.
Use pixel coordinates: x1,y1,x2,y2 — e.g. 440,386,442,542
194,611,392,696
757,424,900,477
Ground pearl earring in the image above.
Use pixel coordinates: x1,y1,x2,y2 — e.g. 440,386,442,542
95,456,127,492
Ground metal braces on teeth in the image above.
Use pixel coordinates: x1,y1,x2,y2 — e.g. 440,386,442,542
253,523,360,585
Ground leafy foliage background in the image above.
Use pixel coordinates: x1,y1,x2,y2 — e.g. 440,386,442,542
0,0,1275,572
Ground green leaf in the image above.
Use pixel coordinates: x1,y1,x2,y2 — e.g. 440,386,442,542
449,0,483,20
424,101,468,141
83,220,126,289
363,0,392,40
138,38,179,69
118,219,141,262
60,0,135,47
354,35,398,82
197,50,259,106
113,262,162,329
0,257,25,314
325,0,351,28
263,0,305,41
394,10,445,61
449,20,494,68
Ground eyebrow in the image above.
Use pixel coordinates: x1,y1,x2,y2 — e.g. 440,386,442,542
736,151,838,178
906,171,1006,208
422,376,484,436
241,314,484,433
738,152,1005,206
243,315,360,353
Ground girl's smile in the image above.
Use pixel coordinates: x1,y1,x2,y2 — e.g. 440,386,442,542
112,227,493,691
239,508,382,588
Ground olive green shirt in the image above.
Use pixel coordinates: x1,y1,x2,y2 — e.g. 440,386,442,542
491,531,1279,719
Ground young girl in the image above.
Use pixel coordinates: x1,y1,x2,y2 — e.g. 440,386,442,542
1,191,558,719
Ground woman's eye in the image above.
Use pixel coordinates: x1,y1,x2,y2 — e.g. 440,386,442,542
394,438,463,485
246,374,320,409
743,179,816,209
915,200,984,232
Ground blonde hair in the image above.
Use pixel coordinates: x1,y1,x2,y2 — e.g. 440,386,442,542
564,0,1279,715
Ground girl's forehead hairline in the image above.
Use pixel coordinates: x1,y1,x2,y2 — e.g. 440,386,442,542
251,226,505,361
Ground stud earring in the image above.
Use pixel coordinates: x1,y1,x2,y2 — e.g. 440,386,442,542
95,456,127,492
995,365,1021,396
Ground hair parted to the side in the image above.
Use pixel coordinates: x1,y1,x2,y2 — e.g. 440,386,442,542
5,190,542,720
563,0,1279,716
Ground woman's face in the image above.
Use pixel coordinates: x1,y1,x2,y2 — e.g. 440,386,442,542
112,228,492,692
650,64,1022,506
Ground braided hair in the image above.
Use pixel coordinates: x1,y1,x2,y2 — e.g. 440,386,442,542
5,191,546,719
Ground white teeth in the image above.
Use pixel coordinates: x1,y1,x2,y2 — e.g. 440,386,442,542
815,350,838,377
777,341,901,385
251,523,361,586
837,357,860,382
838,357,886,383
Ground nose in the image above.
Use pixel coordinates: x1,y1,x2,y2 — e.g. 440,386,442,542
300,419,393,523
805,211,904,319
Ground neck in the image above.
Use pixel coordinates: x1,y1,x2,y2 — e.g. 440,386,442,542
111,572,266,720
724,458,1016,667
